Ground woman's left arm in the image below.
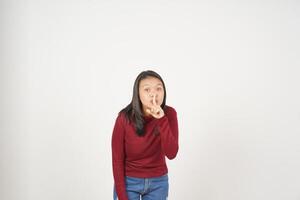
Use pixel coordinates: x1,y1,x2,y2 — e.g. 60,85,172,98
156,107,179,160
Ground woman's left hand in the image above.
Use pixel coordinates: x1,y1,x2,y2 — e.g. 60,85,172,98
146,96,165,119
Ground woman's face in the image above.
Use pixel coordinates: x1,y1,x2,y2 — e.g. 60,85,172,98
139,76,165,114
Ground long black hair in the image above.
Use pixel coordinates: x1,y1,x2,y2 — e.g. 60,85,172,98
120,70,167,136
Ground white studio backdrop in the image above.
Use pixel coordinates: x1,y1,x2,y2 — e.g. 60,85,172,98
1,1,300,200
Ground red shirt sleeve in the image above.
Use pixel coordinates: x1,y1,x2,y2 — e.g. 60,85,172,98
156,107,179,160
111,114,128,200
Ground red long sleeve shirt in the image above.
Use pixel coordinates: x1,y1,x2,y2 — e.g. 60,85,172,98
111,105,179,200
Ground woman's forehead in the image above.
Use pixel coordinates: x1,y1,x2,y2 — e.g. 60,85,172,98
140,77,163,87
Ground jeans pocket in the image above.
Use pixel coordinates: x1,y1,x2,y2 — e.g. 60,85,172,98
125,176,143,186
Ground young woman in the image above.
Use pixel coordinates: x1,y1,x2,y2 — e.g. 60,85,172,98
111,70,179,200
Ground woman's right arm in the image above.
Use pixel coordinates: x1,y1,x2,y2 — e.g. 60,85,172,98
111,114,128,200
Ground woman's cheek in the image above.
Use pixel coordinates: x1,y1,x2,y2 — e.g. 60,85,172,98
159,100,163,106
141,95,151,106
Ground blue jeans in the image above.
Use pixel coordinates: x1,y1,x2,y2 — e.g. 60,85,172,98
113,173,169,200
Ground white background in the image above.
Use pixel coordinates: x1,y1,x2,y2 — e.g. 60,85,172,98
1,0,300,199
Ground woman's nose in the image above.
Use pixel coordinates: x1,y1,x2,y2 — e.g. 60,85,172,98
149,93,157,97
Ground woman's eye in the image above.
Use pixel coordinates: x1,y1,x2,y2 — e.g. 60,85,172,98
157,87,162,91
145,88,150,92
